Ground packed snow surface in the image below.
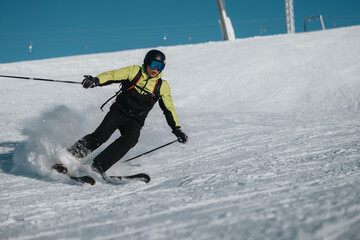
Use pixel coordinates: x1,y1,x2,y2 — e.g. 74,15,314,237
1,26,360,240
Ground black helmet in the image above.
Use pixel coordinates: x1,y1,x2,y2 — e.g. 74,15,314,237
144,49,166,67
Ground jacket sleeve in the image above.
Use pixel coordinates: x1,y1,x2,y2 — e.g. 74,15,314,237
158,80,180,130
96,65,140,86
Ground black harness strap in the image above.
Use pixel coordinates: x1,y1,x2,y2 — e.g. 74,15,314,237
133,78,162,97
100,89,121,111
100,69,143,111
100,69,162,111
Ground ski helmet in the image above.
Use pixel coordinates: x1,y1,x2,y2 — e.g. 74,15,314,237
144,50,166,70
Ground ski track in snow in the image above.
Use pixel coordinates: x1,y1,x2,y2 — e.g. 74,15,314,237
0,26,360,240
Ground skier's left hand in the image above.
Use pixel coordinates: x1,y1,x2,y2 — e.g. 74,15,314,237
82,75,99,89
173,127,188,144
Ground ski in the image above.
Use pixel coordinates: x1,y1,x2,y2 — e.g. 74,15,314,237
100,173,151,184
109,173,151,183
52,164,96,185
52,163,150,185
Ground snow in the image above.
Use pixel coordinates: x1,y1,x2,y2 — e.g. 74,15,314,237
1,26,360,240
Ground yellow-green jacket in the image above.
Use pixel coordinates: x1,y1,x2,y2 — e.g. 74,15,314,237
96,65,180,130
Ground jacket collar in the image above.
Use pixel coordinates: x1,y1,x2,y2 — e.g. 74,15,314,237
141,64,162,80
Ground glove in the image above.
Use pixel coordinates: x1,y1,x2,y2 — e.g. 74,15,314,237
82,75,99,89
172,127,188,144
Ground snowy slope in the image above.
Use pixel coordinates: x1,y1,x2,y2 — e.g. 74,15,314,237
0,26,360,240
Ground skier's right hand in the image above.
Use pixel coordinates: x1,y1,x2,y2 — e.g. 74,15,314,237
82,75,99,89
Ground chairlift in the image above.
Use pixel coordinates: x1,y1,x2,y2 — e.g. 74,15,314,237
304,15,325,32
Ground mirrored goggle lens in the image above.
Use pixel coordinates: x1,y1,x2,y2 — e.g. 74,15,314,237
149,61,165,71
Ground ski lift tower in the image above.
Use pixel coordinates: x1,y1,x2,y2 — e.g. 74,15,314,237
216,0,236,41
284,0,295,34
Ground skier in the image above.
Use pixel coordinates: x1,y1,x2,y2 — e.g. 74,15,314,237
67,49,188,174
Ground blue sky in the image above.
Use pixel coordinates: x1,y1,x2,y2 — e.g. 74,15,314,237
1,0,360,63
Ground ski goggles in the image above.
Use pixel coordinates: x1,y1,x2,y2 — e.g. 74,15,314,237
149,60,165,72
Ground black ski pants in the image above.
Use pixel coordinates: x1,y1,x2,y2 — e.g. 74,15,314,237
82,109,142,172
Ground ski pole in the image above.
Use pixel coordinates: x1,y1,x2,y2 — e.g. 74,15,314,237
0,74,82,85
123,140,178,163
